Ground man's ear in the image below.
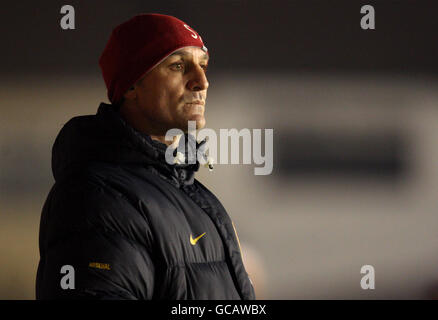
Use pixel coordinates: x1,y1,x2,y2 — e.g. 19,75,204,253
123,85,136,101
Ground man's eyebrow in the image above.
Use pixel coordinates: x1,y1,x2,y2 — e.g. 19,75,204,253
169,51,209,61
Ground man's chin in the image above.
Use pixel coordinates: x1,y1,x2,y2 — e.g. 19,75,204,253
180,116,205,132
194,118,206,130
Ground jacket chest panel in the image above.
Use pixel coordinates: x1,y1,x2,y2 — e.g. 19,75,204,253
142,185,226,266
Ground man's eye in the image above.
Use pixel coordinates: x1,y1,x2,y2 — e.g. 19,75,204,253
201,65,208,72
171,63,184,71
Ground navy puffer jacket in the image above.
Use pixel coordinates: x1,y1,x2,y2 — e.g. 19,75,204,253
36,103,255,300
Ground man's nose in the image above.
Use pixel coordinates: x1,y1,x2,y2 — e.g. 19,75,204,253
187,65,209,91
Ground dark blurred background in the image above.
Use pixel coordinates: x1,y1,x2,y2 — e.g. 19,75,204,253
2,0,437,75
1,0,438,299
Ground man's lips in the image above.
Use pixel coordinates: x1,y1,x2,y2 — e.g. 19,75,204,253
184,100,204,116
185,100,205,106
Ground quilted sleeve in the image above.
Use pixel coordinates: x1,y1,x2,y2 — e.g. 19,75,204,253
36,178,155,300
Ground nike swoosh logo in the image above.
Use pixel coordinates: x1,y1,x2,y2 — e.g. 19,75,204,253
190,232,206,245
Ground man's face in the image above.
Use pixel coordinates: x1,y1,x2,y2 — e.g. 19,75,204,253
131,46,209,135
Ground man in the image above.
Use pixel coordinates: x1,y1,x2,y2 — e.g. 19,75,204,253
36,13,255,300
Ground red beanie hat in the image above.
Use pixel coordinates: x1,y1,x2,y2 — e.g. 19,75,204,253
99,13,209,104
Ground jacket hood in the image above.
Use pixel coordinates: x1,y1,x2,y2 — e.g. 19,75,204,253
52,102,208,187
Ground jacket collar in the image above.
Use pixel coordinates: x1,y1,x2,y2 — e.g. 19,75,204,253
52,102,208,188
